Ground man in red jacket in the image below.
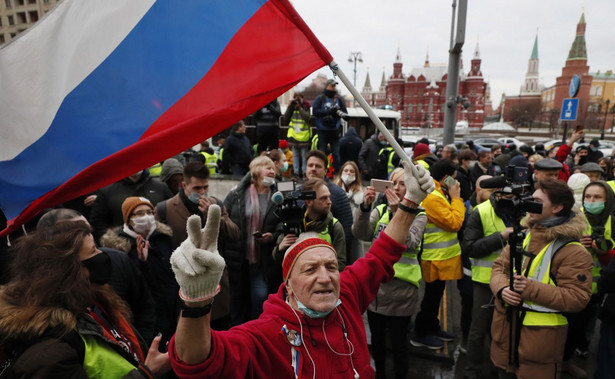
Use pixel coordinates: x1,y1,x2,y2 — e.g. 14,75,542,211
167,161,434,378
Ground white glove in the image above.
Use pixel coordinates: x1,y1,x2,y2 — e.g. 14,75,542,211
402,161,434,204
170,205,226,302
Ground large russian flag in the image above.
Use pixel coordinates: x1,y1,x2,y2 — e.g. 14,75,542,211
0,0,332,235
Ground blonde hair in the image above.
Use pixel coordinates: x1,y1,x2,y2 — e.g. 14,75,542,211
249,156,275,183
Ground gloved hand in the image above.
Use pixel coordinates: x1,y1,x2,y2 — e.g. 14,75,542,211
329,105,340,115
170,205,225,302
402,161,434,205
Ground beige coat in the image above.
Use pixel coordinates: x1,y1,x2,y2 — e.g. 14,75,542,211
489,212,593,378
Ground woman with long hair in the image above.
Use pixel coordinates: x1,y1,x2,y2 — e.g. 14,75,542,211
333,160,364,216
0,221,169,378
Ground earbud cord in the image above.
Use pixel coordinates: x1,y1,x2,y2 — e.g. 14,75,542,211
287,297,316,379
322,308,359,378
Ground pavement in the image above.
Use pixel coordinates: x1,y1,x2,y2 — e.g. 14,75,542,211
367,281,600,378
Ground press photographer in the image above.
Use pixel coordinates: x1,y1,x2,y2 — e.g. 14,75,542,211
272,178,347,270
312,79,348,173
489,178,592,378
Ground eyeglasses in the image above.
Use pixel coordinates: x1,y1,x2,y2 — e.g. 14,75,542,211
132,209,154,217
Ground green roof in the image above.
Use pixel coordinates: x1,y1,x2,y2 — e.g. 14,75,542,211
530,35,538,60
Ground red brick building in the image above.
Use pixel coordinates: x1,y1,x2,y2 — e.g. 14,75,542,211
373,45,487,128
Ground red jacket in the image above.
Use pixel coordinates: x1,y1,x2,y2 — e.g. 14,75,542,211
169,233,405,378
556,144,572,182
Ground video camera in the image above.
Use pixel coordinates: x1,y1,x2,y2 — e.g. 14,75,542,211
480,165,542,220
272,181,316,235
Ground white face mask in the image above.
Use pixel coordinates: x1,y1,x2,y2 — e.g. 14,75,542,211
341,174,355,186
132,214,156,235
262,176,275,186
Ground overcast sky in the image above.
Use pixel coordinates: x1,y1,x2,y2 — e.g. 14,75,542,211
292,0,615,109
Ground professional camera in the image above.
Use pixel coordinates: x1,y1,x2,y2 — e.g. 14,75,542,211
481,165,542,220
181,149,204,165
272,181,316,235
329,105,350,121
291,99,299,107
591,226,613,251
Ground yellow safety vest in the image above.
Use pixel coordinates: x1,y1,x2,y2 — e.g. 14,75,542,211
416,159,430,170
311,134,319,151
373,204,422,287
287,110,312,142
378,147,396,178
200,151,218,175
520,236,581,326
81,335,137,378
581,213,611,294
148,162,162,177
471,201,507,284
421,190,461,261
607,180,615,194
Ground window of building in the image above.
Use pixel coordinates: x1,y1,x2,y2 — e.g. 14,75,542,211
16,0,23,5
7,15,14,25
5,0,12,8
16,12,26,24
592,85,602,97
0,17,2,27
28,0,36,3
43,0,50,3
0,34,5,44
28,10,37,22
407,104,413,113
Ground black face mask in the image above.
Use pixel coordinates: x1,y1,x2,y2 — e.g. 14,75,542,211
81,251,112,285
324,89,336,98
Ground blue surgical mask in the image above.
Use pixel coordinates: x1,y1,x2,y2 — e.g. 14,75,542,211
584,201,606,215
281,162,289,173
380,140,387,146
188,192,202,204
295,296,341,318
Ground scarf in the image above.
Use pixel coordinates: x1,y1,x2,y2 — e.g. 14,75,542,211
246,184,266,264
536,211,575,228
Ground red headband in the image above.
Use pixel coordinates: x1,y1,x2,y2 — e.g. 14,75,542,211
282,237,335,281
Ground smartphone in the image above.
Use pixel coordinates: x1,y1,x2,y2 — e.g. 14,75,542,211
575,124,584,132
444,176,456,187
252,231,262,238
371,179,394,193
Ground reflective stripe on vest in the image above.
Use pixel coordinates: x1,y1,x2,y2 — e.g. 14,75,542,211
373,204,422,287
470,201,507,284
520,237,580,326
287,110,311,142
581,213,611,294
421,190,461,261
81,334,136,378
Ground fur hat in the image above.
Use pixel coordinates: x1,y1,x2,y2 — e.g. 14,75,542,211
413,143,430,158
283,233,336,282
121,197,153,224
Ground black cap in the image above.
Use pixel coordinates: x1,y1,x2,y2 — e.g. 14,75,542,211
590,139,600,147
534,158,563,171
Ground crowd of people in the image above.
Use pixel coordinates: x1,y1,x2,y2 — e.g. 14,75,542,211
1,81,614,378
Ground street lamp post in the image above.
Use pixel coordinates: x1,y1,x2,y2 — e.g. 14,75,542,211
602,99,610,140
348,51,363,88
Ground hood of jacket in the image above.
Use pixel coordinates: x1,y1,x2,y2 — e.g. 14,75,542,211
345,127,359,139
100,222,173,254
160,158,184,183
523,210,587,242
0,287,77,341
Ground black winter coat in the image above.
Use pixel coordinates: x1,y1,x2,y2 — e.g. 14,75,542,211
339,127,363,166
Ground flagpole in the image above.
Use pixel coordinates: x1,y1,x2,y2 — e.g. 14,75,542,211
330,61,412,165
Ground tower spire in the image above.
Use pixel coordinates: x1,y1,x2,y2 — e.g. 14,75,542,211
424,49,430,67
567,11,587,60
473,37,480,59
395,43,402,63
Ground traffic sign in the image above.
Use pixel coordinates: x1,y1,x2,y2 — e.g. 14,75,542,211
560,98,579,121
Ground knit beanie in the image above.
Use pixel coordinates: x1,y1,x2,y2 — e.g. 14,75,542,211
567,173,590,209
283,233,336,282
413,143,430,158
121,197,153,224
